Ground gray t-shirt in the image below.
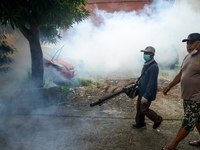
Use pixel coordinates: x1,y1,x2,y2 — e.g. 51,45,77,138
181,53,200,102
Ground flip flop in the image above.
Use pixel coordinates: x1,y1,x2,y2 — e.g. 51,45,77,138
189,140,200,146
162,145,176,150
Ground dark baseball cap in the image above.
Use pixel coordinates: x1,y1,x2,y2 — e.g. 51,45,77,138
182,33,200,42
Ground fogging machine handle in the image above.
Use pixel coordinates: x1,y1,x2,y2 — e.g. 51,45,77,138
90,89,124,107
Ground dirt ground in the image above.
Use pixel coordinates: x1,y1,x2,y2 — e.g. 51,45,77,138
0,74,199,150
55,74,199,150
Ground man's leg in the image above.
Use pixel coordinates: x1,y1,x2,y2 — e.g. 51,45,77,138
196,122,200,133
189,101,200,146
189,121,200,145
135,98,145,124
163,127,189,150
164,100,197,149
140,101,161,123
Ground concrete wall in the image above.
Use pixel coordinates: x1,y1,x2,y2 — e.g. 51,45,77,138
86,0,151,13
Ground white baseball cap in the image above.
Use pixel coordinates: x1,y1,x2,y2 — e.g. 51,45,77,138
140,46,155,54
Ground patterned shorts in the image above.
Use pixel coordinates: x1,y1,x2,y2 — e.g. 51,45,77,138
182,100,200,131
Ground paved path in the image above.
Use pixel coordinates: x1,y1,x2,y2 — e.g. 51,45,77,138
0,106,199,150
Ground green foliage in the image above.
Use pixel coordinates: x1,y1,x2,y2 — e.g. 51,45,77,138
0,0,89,87
0,25,14,39
0,0,90,44
78,79,93,86
0,27,16,73
79,79,102,87
58,78,103,87
39,25,62,44
60,85,71,100
59,78,104,99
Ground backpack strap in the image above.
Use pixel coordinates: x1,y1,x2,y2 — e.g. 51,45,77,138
135,61,155,84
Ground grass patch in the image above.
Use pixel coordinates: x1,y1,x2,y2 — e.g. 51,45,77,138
159,68,180,80
58,78,103,87
58,78,105,99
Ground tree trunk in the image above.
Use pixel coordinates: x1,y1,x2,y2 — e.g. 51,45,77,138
29,34,44,88
19,21,44,88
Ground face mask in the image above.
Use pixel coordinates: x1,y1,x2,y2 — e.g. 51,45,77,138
144,55,151,61
189,49,198,56
189,42,200,56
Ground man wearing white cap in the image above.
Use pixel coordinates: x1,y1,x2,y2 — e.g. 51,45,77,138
133,46,163,129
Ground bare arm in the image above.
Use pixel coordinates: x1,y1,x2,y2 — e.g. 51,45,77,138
163,70,182,96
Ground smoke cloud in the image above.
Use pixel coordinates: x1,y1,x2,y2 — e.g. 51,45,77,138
43,0,200,79
0,1,200,149
2,0,200,82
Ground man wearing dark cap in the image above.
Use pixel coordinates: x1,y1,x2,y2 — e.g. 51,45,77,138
133,46,163,129
162,33,200,150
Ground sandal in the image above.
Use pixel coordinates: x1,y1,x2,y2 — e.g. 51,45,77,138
162,145,176,150
189,140,200,146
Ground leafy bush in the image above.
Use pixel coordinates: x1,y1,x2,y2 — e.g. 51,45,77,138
59,78,104,99
0,27,16,72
